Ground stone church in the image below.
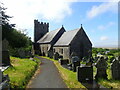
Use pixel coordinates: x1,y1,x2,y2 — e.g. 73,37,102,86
33,19,92,61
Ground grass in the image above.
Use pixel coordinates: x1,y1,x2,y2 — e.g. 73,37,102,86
3,56,40,88
98,79,120,88
41,56,87,89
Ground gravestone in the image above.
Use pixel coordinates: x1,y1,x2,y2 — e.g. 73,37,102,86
2,39,10,66
53,52,59,60
59,59,69,65
47,50,53,58
111,59,120,80
77,66,93,82
71,56,80,64
71,56,80,72
95,57,107,80
72,61,80,72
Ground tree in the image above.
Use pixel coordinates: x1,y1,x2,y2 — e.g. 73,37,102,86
1,3,32,57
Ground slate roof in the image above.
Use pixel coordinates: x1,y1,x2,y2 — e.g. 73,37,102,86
54,28,80,46
37,28,62,43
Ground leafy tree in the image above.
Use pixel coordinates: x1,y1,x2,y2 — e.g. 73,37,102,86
1,3,32,57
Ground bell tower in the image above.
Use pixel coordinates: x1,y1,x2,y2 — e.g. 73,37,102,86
34,19,49,42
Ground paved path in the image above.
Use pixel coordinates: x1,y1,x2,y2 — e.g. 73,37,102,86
28,57,67,88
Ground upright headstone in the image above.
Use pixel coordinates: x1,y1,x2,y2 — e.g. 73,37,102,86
53,52,59,60
111,59,120,80
95,57,107,79
71,56,80,72
2,39,10,66
47,51,53,58
77,66,93,82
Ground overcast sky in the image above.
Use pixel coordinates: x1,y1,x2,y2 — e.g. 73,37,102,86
1,0,118,47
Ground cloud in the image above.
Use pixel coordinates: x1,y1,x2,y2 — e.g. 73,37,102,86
100,36,109,41
1,0,73,29
87,2,117,19
98,21,115,30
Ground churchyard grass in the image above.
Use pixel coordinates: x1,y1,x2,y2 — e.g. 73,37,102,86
41,56,86,88
3,56,40,88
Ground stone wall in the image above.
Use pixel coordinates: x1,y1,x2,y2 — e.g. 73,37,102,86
40,44,51,56
53,46,70,60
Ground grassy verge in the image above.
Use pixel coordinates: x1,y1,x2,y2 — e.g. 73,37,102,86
41,56,86,88
3,56,40,88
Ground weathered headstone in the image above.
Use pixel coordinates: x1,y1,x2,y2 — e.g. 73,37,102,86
53,52,59,60
72,61,80,72
59,59,69,65
47,50,53,58
71,56,80,72
95,57,107,79
2,39,10,66
71,56,80,64
111,59,120,80
77,66,93,82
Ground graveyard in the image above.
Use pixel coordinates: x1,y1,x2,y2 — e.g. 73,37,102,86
1,1,119,89
1,39,120,89
39,47,120,89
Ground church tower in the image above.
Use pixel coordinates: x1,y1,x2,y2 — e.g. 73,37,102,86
34,19,49,42
33,19,49,55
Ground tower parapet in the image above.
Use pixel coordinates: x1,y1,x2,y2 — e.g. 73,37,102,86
34,19,49,43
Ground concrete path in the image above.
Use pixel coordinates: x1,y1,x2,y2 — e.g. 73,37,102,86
27,57,67,88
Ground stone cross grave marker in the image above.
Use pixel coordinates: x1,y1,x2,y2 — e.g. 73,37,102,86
95,56,107,79
111,58,120,80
